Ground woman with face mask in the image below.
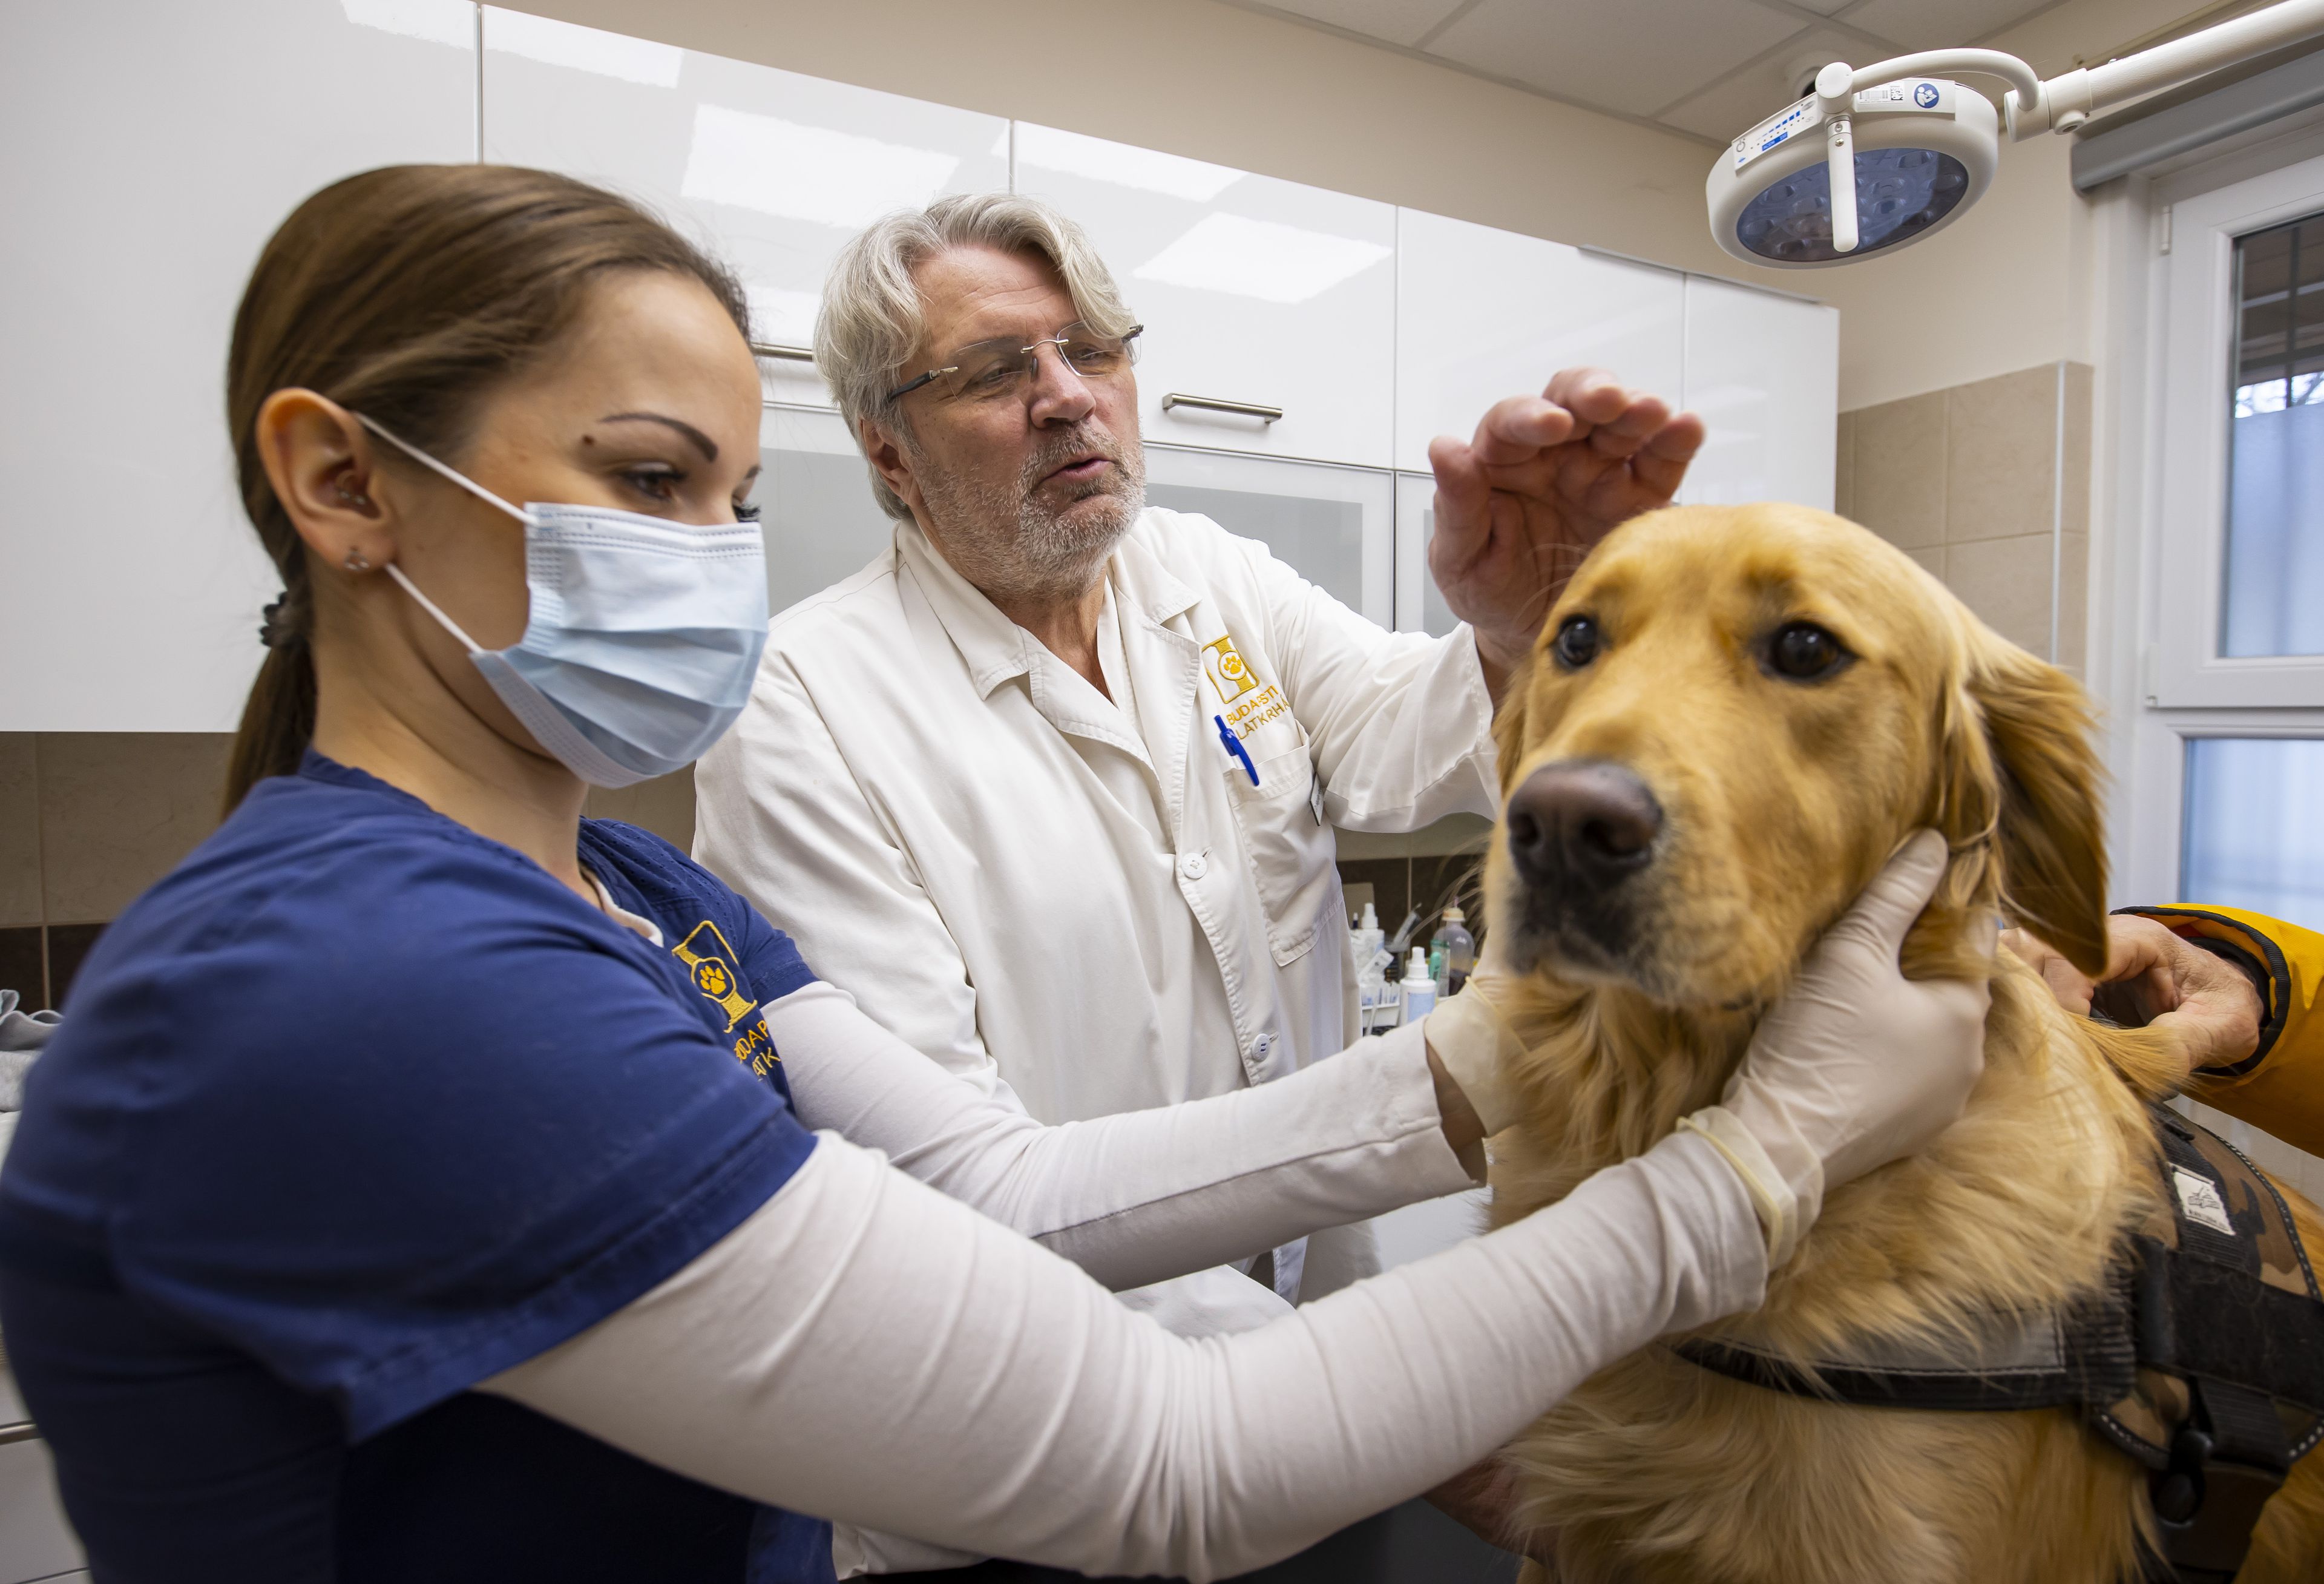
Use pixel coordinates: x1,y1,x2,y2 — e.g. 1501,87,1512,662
0,165,1987,1584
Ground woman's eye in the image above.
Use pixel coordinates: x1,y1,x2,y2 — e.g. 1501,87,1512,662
1552,615,1601,670
1767,621,1851,682
621,467,683,502
734,499,763,524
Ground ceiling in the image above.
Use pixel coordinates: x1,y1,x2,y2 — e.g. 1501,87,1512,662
1229,0,2079,145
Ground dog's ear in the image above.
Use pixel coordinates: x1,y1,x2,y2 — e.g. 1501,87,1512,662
1949,633,2110,975
1491,656,1536,799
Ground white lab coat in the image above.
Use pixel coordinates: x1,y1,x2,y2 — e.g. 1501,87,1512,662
694,506,1498,1319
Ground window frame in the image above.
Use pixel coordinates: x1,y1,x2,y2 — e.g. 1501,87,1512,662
2153,151,2324,708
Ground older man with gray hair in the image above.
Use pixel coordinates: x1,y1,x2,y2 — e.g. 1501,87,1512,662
697,192,1698,1334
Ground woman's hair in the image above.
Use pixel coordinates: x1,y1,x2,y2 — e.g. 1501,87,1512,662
815,193,1137,522
222,163,750,812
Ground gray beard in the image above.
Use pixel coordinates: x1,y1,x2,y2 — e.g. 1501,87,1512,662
915,425,1146,606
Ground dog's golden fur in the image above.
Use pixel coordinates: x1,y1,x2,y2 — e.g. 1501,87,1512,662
1482,503,2324,1583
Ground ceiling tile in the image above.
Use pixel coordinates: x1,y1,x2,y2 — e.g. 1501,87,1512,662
1258,0,1469,50
1427,0,1808,119
1655,25,1863,141
1841,0,2060,51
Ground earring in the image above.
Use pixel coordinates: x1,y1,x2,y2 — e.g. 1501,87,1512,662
336,478,372,508
343,548,373,573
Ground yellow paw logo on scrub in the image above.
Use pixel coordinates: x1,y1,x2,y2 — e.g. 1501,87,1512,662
671,921,760,1033
1203,636,1259,703
1204,633,1290,747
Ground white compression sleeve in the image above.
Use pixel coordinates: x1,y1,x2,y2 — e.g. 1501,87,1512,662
487,1128,1763,1581
769,981,1477,1290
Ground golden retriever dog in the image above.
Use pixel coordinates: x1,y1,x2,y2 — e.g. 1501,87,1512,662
1480,502,2324,1583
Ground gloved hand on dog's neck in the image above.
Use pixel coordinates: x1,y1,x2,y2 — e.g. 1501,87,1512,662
1425,829,1991,1264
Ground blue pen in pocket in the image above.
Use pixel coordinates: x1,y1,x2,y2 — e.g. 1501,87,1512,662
1213,714,1259,786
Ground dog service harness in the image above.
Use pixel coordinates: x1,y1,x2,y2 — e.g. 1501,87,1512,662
1679,1106,2324,1582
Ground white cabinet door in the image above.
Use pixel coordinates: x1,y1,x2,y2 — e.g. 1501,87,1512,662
480,9,1007,412
757,407,899,619
1394,209,1685,475
1143,449,1394,630
0,0,478,732
1678,276,1837,511
1013,125,1396,468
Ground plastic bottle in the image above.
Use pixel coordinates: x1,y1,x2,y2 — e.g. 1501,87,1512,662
1430,906,1476,996
1400,947,1437,1022
1352,902,1390,1034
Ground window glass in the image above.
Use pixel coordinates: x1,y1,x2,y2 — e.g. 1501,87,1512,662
2224,212,2324,656
2182,737,2324,930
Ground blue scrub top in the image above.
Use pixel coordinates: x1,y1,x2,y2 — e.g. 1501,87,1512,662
0,752,835,1583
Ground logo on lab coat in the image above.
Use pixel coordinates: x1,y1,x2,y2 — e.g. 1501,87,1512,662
1202,635,1260,703
672,919,760,1033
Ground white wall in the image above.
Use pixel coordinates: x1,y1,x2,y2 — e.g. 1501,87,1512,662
508,0,2207,413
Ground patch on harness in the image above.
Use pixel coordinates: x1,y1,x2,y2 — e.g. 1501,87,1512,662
2171,1166,2235,1236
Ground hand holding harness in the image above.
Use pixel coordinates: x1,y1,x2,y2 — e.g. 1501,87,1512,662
1678,1106,2324,1583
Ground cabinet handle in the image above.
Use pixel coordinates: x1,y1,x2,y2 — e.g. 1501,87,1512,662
0,1420,38,1446
1161,393,1282,423
751,342,816,363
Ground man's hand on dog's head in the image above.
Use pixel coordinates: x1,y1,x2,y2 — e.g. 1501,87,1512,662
1426,366,1704,700
2005,915,2263,1078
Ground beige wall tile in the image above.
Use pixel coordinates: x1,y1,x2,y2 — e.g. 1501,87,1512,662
1849,392,1946,550
1945,533,2055,656
2061,362,2093,538
1834,410,1857,522
39,733,235,924
0,735,41,928
2056,531,2089,672
585,764,697,854
1946,365,2058,544
1908,545,1945,580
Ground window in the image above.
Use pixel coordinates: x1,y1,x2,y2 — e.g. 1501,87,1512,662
2126,152,2324,924
2181,737,2324,928
2224,214,2324,658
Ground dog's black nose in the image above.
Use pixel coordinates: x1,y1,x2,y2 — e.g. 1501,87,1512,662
1505,761,1663,893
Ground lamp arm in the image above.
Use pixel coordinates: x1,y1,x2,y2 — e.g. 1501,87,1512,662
1835,0,2324,140
2026,0,2324,135
1845,48,2044,110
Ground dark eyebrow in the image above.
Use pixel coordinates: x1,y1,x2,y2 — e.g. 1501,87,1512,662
598,412,718,462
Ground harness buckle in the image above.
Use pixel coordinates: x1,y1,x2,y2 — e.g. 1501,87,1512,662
2148,1379,2288,1580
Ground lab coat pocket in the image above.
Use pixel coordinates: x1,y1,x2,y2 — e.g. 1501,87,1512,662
1224,744,1339,968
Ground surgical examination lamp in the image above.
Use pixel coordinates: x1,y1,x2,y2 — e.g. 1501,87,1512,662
1707,0,2324,267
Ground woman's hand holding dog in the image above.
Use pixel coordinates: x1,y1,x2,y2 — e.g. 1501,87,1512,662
1426,367,1704,702
2007,915,2265,1080
1708,831,1992,1247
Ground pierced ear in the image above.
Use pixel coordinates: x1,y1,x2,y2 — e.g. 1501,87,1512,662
1963,635,2109,976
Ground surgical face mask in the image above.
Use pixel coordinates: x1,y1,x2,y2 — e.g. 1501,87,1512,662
355,414,768,789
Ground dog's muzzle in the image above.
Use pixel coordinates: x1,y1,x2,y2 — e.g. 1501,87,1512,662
1502,758,1663,972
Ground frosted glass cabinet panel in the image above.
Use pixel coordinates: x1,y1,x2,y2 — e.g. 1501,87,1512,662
758,409,898,620
1143,448,1394,629
1013,125,1396,468
1394,209,1684,475
1678,276,1837,511
1392,473,1464,637
1,0,478,731
481,8,1008,411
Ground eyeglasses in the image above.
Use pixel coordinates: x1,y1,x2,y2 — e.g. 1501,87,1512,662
885,321,1143,404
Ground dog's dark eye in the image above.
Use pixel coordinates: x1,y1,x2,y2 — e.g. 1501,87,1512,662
1767,622,1850,682
1552,615,1601,670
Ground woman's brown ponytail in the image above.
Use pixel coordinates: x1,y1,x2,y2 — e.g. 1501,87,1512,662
220,164,749,813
